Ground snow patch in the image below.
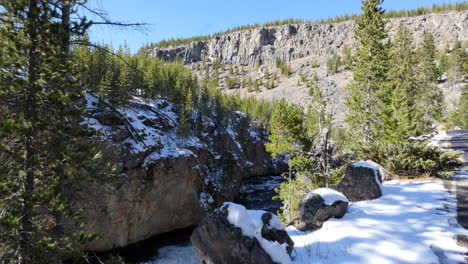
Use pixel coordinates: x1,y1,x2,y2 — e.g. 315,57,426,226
312,188,349,205
248,128,261,143
85,92,99,110
199,192,214,210
224,202,291,264
454,171,468,180
446,130,468,136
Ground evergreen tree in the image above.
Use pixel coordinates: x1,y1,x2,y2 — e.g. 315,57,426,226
418,33,439,83
0,1,115,262
438,53,448,77
327,50,342,74
305,84,334,186
415,33,443,133
345,0,389,142
461,86,468,128
342,45,353,70
265,99,307,222
379,88,417,143
380,23,418,142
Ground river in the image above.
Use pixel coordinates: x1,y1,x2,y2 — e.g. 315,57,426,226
115,175,284,264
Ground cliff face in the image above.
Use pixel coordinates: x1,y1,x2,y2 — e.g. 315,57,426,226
150,11,468,67
78,94,285,251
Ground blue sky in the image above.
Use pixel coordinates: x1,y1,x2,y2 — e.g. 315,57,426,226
87,0,456,53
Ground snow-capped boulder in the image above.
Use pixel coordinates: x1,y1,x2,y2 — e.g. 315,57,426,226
292,188,349,231
336,161,383,202
190,202,294,264
365,160,392,181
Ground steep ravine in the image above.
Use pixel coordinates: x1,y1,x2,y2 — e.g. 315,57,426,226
77,93,286,252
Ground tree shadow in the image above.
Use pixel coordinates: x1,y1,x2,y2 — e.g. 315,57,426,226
287,182,468,264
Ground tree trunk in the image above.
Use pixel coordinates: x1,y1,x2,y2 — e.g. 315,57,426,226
20,0,39,262
52,2,72,262
288,167,292,223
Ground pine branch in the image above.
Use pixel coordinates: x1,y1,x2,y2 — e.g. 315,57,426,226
70,40,145,75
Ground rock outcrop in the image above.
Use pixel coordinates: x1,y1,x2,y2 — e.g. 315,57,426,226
77,94,285,251
150,11,468,67
292,188,349,231
191,203,294,264
336,162,383,202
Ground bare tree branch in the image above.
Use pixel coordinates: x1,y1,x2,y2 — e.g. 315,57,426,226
90,21,148,27
77,3,149,32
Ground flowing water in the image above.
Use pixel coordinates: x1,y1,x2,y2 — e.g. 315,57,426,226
235,175,285,213
124,175,284,264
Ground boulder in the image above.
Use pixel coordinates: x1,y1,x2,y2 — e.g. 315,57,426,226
336,161,383,202
365,160,392,181
292,188,349,231
191,203,294,264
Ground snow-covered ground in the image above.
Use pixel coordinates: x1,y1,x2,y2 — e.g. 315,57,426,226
148,180,467,264
287,180,467,264
454,171,468,180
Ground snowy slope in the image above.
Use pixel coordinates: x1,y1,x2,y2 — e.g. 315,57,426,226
81,93,202,166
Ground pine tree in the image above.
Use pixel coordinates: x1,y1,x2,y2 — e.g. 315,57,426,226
415,33,443,133
438,53,448,77
379,87,417,143
461,86,468,128
305,85,334,186
345,0,389,142
418,33,439,83
0,1,115,262
380,23,418,142
342,45,353,70
265,99,307,222
265,68,270,79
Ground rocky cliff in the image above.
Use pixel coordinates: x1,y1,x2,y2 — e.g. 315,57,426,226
149,11,467,124
149,11,467,67
77,93,285,251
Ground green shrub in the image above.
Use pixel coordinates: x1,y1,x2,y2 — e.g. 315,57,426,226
225,75,239,89
329,165,346,187
327,51,342,74
275,57,291,76
358,141,462,176
273,177,318,223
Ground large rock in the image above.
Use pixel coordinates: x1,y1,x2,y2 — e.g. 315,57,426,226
292,188,349,231
76,95,286,252
336,161,383,202
191,203,294,264
79,154,205,251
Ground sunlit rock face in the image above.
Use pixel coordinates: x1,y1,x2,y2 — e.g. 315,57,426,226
149,11,468,67
76,94,286,251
